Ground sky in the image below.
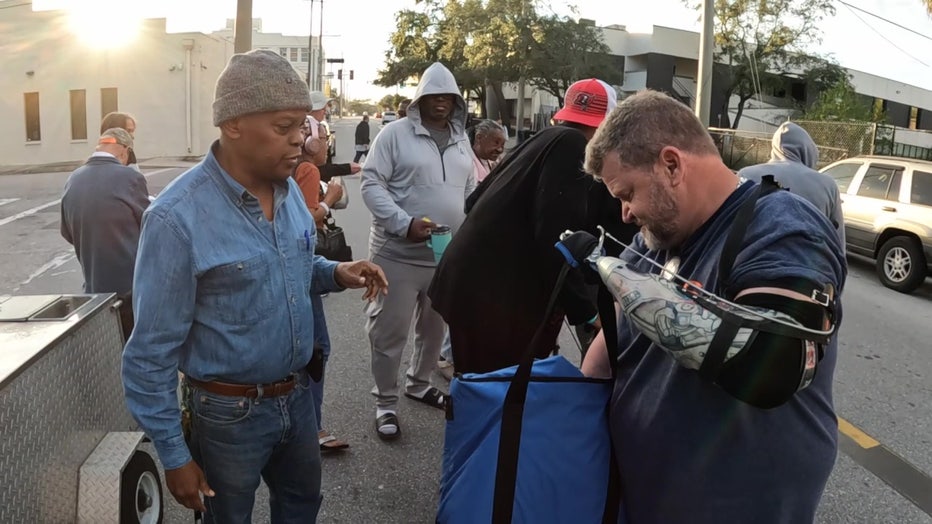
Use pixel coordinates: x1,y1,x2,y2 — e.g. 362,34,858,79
33,0,932,102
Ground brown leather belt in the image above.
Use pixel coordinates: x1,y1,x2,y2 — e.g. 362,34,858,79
186,374,296,399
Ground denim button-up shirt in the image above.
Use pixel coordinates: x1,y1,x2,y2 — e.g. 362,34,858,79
122,143,341,469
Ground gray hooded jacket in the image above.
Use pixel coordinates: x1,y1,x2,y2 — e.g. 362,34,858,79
739,122,845,247
360,62,476,266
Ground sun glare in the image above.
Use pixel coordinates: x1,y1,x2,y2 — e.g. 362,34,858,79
67,1,143,49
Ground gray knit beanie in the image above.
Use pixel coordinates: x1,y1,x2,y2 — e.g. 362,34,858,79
213,49,311,126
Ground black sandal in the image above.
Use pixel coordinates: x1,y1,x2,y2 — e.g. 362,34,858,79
375,413,400,441
404,387,446,411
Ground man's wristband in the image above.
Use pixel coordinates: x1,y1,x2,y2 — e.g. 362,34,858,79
319,202,331,215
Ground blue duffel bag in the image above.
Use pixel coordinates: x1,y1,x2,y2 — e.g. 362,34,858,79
437,265,622,523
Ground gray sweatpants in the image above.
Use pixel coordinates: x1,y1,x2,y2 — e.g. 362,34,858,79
365,254,445,410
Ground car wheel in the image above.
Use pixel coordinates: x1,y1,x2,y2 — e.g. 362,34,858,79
876,236,927,293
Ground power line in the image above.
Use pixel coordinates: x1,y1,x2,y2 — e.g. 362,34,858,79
839,2,930,67
835,0,932,43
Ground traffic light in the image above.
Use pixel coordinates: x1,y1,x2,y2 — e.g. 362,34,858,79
349,70,354,80
337,69,343,80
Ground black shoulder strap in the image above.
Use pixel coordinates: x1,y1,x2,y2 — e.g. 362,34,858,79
492,264,571,524
717,175,781,293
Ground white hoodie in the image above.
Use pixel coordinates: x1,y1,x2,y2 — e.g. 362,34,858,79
360,63,476,266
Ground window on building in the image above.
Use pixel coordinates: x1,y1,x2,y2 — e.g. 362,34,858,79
909,107,919,130
822,162,860,193
858,165,903,201
911,171,932,207
24,92,41,142
301,47,309,62
70,89,88,140
280,47,288,58
101,87,118,119
290,47,298,61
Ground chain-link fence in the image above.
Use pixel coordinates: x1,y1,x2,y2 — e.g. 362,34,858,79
711,120,932,170
707,127,773,171
794,121,876,165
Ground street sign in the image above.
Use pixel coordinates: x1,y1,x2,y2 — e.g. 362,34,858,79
326,58,345,64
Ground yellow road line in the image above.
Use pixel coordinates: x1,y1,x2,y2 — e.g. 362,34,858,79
838,416,880,449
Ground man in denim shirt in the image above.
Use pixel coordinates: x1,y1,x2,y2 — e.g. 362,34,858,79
122,50,387,522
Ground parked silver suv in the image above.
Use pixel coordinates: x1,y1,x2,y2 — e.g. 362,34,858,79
821,156,932,293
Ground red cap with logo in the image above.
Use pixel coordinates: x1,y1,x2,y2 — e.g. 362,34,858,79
552,78,618,128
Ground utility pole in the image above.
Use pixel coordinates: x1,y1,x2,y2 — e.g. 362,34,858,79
515,0,528,143
695,0,714,126
317,0,325,91
233,0,253,53
306,0,314,87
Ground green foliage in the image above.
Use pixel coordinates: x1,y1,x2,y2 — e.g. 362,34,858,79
347,99,380,115
805,78,884,123
379,0,622,117
378,94,408,111
688,0,836,128
525,16,622,105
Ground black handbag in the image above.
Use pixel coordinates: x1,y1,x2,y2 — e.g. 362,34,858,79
315,215,353,262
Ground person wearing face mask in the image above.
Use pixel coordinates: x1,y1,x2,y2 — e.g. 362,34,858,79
60,127,149,339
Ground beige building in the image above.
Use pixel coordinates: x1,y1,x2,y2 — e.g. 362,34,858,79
0,4,322,167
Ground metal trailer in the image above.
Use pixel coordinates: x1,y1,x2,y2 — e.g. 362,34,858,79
0,293,163,523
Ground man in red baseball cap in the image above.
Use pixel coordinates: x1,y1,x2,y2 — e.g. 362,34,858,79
429,79,638,374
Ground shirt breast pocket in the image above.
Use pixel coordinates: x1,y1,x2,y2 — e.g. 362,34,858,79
198,254,274,324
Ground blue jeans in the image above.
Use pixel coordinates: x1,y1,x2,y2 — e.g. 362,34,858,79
310,294,330,431
188,374,322,523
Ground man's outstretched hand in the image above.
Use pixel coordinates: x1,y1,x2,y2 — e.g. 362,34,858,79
335,260,389,301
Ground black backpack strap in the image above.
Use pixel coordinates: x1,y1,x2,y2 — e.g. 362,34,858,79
718,175,781,293
701,176,780,381
492,264,571,524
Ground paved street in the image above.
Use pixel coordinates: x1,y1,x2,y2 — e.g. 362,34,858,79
1,117,931,523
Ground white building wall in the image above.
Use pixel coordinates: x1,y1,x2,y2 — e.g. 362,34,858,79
0,7,233,166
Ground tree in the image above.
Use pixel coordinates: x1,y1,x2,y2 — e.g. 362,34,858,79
926,0,932,14
376,0,489,113
347,99,380,116
525,16,622,106
378,94,407,111
689,0,836,129
805,77,883,122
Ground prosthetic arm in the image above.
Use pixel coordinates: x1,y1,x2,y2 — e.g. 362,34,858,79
557,230,837,408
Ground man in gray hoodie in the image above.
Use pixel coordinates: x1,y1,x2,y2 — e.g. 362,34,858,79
360,62,476,440
740,122,845,246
